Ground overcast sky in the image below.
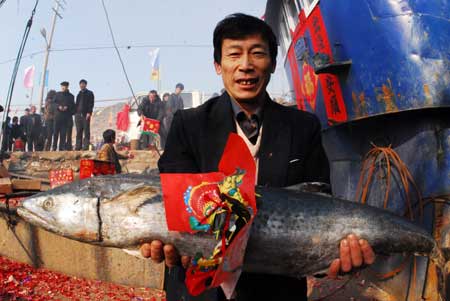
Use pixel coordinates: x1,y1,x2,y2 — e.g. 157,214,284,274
0,0,289,113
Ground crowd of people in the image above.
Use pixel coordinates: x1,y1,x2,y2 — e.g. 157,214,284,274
1,79,94,152
137,82,185,149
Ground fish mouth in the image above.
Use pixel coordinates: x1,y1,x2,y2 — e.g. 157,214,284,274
17,206,59,234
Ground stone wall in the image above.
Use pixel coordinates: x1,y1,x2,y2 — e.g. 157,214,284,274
3,150,160,179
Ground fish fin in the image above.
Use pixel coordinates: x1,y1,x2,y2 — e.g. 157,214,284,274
104,184,160,213
122,248,146,259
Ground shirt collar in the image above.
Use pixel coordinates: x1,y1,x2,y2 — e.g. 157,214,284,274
229,96,264,122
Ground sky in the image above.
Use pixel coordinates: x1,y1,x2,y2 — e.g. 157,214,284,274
0,0,290,113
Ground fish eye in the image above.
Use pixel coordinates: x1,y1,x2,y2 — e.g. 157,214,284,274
43,198,54,211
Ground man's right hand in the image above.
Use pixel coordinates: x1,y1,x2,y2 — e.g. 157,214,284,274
140,240,191,269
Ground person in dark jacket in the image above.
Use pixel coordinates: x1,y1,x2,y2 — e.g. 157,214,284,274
137,90,163,149
26,105,42,152
75,79,95,150
159,92,171,149
168,83,185,113
43,90,57,151
11,117,21,142
140,13,375,301
19,108,30,149
1,117,12,152
53,81,75,151
165,83,184,135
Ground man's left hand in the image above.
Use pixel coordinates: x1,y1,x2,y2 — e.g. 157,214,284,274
327,234,375,279
86,113,91,120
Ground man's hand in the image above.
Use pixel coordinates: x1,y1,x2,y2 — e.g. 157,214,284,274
140,241,191,269
328,234,375,279
86,113,91,120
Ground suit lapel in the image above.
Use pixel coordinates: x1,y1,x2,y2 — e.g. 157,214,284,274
258,99,291,186
202,93,236,171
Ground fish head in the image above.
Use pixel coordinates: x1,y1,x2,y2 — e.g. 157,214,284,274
17,187,101,242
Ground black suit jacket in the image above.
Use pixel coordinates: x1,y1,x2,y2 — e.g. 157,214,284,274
159,92,329,187
75,89,95,116
158,93,329,301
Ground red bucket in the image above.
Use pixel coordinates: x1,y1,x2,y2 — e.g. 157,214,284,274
13,138,24,151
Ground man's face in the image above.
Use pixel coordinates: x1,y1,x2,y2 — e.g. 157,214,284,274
79,82,87,90
149,92,157,102
175,87,183,95
61,85,68,92
214,34,275,104
30,106,36,114
25,110,30,116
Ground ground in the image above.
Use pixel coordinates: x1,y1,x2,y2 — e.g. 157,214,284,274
0,256,166,301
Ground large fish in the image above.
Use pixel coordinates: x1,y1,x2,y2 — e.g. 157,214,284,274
16,173,448,299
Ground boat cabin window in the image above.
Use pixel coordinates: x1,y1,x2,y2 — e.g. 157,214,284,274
300,0,319,17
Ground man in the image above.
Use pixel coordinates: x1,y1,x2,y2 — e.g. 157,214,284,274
25,105,42,152
159,92,171,149
44,90,57,151
137,90,163,149
53,81,75,151
165,83,184,133
75,79,95,150
19,108,30,150
140,14,375,301
11,116,22,151
1,116,12,152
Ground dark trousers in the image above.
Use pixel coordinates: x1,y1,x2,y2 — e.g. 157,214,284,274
1,134,11,152
53,116,67,151
65,116,73,151
44,119,54,151
75,114,91,150
26,132,40,152
139,133,156,149
164,267,307,301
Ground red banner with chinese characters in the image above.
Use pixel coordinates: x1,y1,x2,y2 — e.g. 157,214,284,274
142,117,160,134
161,133,256,298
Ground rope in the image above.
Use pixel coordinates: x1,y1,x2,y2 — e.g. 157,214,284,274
355,144,428,301
355,143,423,220
100,0,138,105
0,196,43,266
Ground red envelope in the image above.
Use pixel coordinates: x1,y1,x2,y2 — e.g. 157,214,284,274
160,133,257,297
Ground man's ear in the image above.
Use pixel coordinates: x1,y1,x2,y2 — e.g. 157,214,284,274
214,61,222,75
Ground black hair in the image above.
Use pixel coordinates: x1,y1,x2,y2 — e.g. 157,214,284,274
175,83,184,90
149,90,157,94
79,79,87,85
163,92,170,100
46,89,57,101
213,13,278,65
60,81,69,86
12,116,18,123
103,129,116,143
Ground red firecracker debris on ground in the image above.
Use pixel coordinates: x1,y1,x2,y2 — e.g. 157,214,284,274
0,256,166,301
0,197,25,208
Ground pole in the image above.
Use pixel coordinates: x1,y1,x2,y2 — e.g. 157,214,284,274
37,1,60,114
29,86,34,105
